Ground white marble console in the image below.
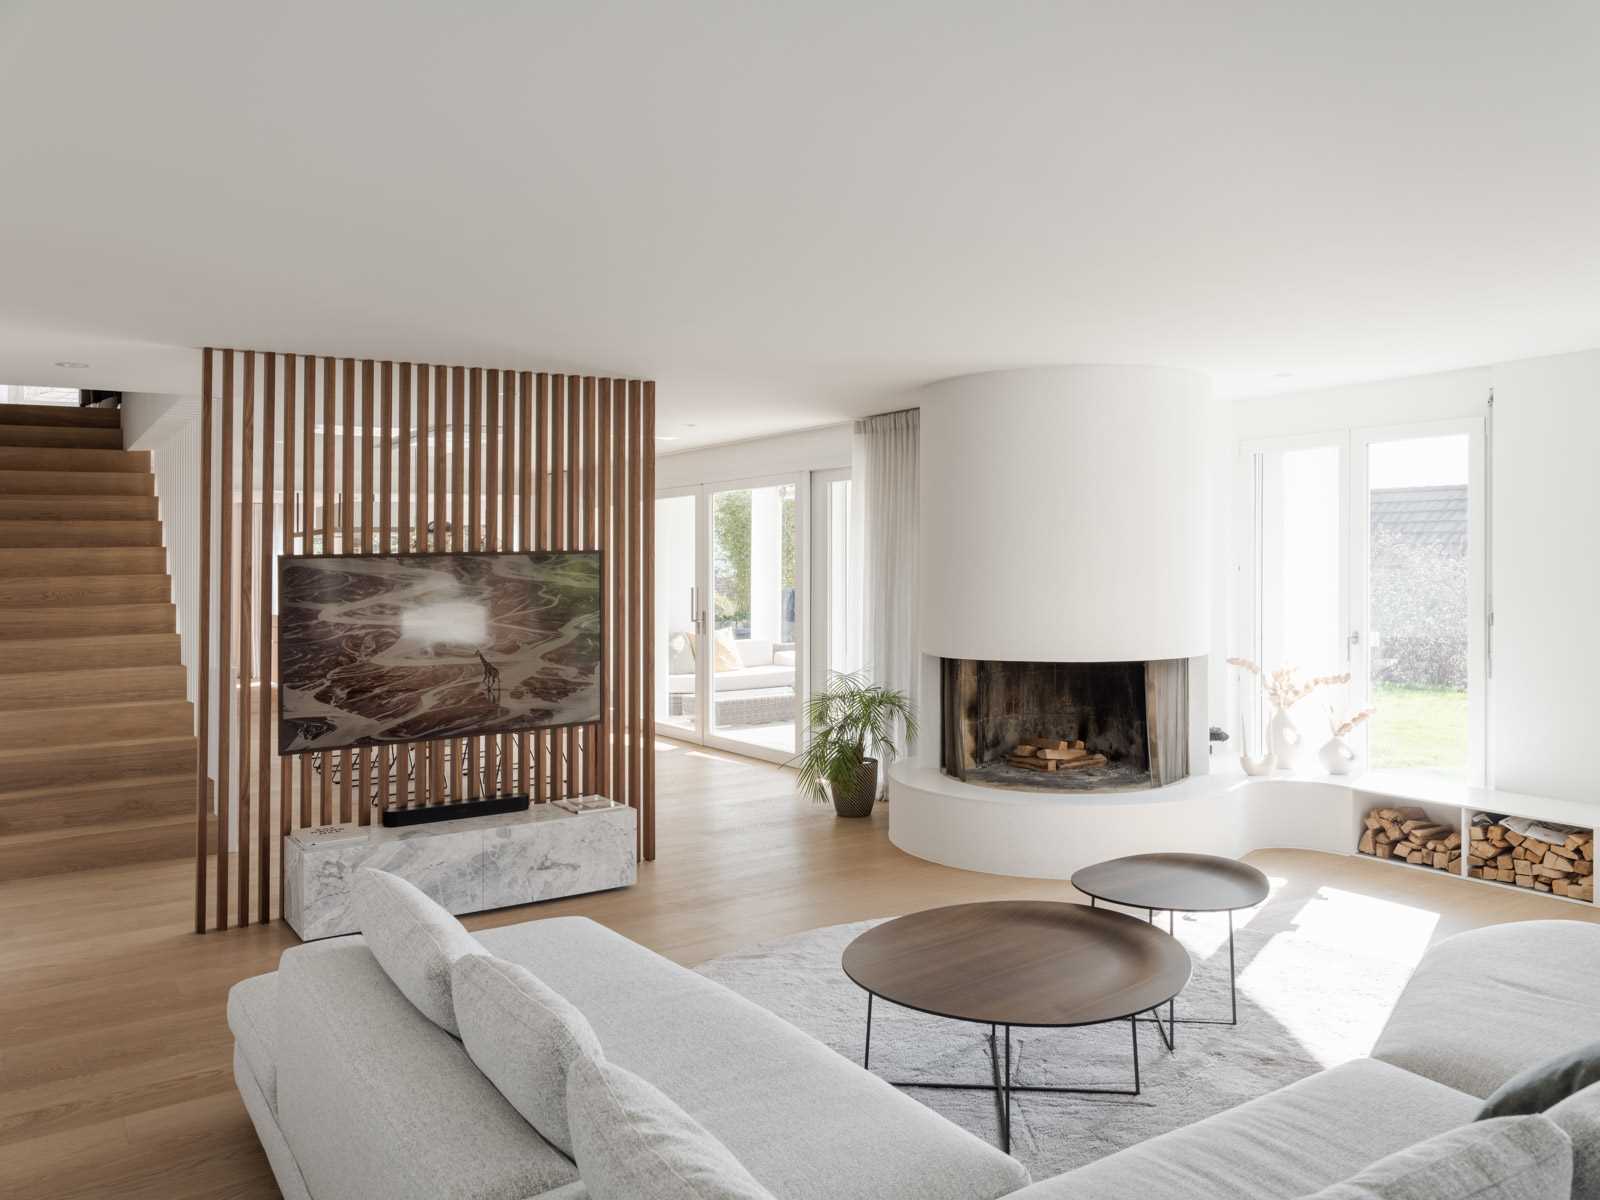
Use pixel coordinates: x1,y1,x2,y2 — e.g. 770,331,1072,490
283,801,637,940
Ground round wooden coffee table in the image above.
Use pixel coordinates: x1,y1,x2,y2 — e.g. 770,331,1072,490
841,900,1190,1153
1070,853,1270,1046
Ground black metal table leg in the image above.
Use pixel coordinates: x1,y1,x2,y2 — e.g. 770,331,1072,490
864,992,873,1068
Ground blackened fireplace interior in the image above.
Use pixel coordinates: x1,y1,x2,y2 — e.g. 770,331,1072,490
940,658,1189,792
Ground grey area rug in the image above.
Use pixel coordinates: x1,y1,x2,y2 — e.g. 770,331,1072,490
697,889,1422,1179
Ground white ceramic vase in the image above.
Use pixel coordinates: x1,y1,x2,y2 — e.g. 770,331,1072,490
1239,751,1276,776
1268,707,1302,770
1318,736,1357,776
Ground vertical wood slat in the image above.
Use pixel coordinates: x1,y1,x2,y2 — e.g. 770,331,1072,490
611,380,627,812
486,370,505,792
450,366,466,801
198,348,657,928
467,368,482,798
397,364,412,807
414,365,431,808
641,381,656,860
216,351,233,929
549,377,566,801
356,360,374,824
195,351,213,933
340,359,355,819
521,373,537,800
628,381,643,843
379,362,394,812
237,352,255,927
320,358,336,825
300,357,315,827
258,354,276,922
433,365,448,804
280,355,297,915
595,380,604,803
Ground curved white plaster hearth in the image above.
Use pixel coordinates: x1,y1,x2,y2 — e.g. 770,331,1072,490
887,761,1360,881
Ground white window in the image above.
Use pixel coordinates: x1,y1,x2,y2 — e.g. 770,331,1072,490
1238,418,1486,783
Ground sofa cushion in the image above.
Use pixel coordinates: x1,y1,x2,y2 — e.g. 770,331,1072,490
1548,1080,1600,1200
227,971,279,1109
1374,921,1600,1099
1300,1114,1572,1200
354,866,482,1035
452,952,603,1156
1003,1058,1480,1200
476,916,1029,1200
275,937,578,1200
713,629,742,672
669,630,697,673
567,1055,775,1200
233,1045,313,1200
1481,1040,1600,1120
735,640,775,668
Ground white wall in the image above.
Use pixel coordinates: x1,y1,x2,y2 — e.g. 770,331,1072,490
656,422,851,489
1487,349,1600,801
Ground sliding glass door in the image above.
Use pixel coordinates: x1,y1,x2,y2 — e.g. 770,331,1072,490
654,474,807,764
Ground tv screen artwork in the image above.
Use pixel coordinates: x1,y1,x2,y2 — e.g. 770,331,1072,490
277,551,602,756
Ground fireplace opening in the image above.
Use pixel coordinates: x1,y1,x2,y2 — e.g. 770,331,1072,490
939,658,1189,792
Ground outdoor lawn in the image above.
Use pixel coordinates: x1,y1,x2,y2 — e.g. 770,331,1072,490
1370,683,1468,773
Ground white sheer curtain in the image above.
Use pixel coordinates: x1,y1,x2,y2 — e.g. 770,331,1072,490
852,409,919,762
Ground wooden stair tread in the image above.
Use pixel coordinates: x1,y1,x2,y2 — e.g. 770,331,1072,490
0,469,153,496
0,519,163,547
0,494,158,520
0,810,193,846
0,633,181,673
0,602,176,637
0,733,196,763
0,663,187,709
0,446,150,474
0,810,194,879
0,774,192,836
0,547,169,577
0,402,121,428
0,698,193,746
0,578,172,607
0,424,124,450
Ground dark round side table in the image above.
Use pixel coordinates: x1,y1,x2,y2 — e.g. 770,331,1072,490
841,900,1190,1154
1070,852,1270,1049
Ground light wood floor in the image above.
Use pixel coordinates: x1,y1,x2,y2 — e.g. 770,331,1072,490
3,742,1597,1199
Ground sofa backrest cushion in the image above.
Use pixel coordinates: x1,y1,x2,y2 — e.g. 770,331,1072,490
712,628,742,672
452,952,603,1156
354,867,481,1036
1300,1114,1571,1200
1547,1080,1600,1200
567,1055,776,1200
735,639,774,668
1481,1040,1600,1120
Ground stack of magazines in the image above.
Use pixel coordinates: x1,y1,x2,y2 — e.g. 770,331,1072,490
552,796,616,814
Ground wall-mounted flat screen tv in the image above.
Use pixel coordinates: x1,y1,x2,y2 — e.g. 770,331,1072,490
277,551,602,756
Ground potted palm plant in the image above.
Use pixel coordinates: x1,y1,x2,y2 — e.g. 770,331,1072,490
791,671,918,818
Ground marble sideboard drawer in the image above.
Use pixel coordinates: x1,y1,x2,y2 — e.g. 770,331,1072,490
283,801,637,940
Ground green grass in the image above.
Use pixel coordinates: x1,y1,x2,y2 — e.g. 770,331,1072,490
1369,683,1468,771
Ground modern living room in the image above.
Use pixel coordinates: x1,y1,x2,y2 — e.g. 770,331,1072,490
4,4,1600,1199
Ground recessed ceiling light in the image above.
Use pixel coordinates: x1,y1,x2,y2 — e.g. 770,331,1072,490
54,360,90,369
655,435,680,442
1273,371,1294,379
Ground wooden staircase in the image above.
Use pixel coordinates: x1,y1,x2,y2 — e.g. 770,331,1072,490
0,403,195,880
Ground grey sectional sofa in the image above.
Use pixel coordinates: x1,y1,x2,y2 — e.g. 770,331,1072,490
230,915,1600,1199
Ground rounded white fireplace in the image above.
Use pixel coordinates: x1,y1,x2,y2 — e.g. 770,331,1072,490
893,365,1220,875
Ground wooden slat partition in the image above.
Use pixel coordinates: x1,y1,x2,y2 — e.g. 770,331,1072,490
196,351,656,931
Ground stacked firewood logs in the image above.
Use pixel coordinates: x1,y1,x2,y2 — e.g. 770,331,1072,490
1357,806,1461,873
1007,738,1108,772
1466,821,1594,901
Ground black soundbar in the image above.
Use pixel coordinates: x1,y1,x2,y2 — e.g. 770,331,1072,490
380,794,532,827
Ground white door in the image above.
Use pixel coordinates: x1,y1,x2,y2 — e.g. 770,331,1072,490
653,474,808,765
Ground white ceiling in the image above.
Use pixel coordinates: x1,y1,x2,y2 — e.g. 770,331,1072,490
1,1,1597,451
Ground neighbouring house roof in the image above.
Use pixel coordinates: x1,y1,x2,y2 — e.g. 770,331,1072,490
1370,484,1468,554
